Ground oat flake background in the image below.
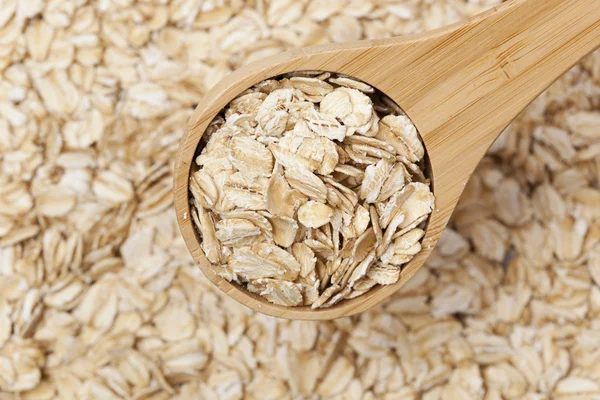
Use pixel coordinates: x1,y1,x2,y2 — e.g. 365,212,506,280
1,0,600,399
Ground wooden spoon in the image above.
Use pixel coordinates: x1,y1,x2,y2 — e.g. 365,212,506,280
174,0,600,320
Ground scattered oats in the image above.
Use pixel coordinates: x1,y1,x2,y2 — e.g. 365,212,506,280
0,225,40,248
555,376,600,395
208,370,242,400
0,305,10,348
35,186,76,217
92,170,134,204
317,356,355,396
4,1,599,398
328,16,362,43
289,320,318,351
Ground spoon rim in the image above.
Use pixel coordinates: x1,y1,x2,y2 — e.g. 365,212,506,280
173,60,445,320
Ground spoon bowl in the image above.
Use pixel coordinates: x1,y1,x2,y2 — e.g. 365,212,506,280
174,0,600,319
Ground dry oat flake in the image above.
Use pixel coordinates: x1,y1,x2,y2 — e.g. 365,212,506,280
190,72,434,308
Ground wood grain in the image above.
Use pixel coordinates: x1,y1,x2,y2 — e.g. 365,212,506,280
174,0,600,320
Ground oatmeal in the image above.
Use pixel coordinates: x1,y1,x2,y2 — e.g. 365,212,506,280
189,73,434,308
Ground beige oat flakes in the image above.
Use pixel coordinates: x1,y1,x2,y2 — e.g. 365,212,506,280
190,73,434,308
2,0,600,399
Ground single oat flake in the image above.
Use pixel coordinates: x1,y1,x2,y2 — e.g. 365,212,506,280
190,73,434,308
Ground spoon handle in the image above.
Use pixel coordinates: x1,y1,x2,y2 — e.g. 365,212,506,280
381,0,600,211
403,0,600,146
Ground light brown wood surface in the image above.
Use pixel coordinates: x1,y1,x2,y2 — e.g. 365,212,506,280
174,0,600,320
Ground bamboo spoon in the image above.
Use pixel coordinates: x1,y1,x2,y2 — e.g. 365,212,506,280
174,0,600,320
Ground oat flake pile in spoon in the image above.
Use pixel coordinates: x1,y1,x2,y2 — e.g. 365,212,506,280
174,0,600,320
